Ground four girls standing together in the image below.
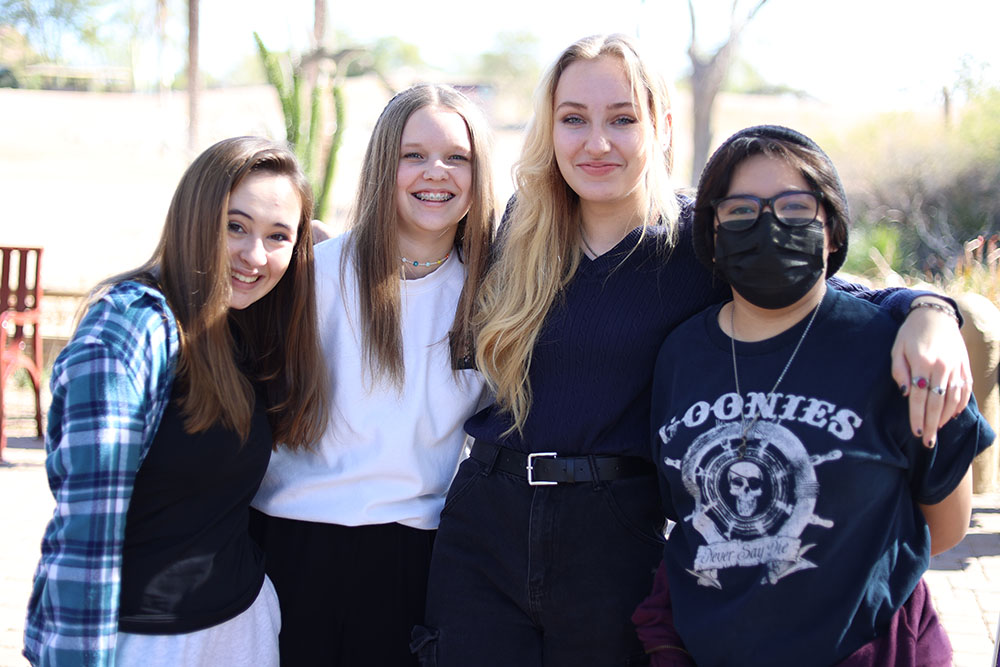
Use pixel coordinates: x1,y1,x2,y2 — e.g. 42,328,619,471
25,32,992,667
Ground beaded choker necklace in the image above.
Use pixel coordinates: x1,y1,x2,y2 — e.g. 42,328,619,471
730,300,821,458
400,251,450,268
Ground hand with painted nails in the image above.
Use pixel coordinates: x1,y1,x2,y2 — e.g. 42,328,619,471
891,297,973,447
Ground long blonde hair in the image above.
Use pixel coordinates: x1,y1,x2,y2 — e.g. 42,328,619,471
91,137,328,449
345,84,496,385
475,34,678,433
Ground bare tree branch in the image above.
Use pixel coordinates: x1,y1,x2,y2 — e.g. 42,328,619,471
187,0,199,152
687,0,697,56
313,0,325,45
685,0,770,183
747,0,769,23
733,0,769,37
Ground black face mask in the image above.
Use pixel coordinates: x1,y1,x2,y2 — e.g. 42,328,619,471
714,212,826,310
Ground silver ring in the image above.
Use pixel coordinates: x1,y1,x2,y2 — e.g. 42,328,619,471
950,380,966,389
931,385,946,396
911,376,929,390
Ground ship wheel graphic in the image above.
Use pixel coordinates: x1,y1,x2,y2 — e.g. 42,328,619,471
681,420,837,543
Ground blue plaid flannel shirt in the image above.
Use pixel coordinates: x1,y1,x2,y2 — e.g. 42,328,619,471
23,281,178,667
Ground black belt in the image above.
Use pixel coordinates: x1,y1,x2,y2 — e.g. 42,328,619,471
469,441,654,486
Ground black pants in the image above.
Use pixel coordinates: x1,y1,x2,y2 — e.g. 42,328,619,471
415,454,664,667
249,510,435,667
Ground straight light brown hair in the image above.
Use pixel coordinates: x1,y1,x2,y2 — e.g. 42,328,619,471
93,136,328,449
345,84,496,386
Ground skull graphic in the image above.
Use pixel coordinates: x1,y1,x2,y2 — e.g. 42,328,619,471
728,461,764,517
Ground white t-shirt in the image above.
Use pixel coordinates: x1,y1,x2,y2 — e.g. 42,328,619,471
252,233,486,530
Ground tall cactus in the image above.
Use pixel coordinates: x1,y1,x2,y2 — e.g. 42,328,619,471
316,83,345,222
253,32,344,221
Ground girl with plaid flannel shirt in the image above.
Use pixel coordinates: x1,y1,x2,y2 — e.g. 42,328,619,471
24,137,328,667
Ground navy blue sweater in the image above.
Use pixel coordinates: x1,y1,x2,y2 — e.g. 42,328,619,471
465,205,918,459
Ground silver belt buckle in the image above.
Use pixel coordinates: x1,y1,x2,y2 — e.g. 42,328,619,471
527,452,558,486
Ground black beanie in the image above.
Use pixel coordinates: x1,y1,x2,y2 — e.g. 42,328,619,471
691,124,849,278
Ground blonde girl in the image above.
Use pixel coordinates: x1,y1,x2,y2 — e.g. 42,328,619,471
418,35,971,667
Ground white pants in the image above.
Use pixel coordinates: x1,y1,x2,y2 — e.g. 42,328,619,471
115,575,280,667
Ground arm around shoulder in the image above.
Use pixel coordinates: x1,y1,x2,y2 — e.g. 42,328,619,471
919,467,973,556
830,278,972,445
914,395,995,557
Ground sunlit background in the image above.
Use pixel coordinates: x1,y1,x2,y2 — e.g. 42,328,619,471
2,0,999,301
1,6,999,664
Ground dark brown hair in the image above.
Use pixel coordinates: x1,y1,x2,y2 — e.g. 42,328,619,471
692,125,849,277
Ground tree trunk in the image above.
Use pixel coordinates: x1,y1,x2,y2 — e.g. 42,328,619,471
187,0,200,153
314,0,326,45
305,0,326,86
690,61,717,185
686,0,768,183
156,0,168,95
689,43,736,183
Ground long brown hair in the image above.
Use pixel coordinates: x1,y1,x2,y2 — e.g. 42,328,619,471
95,136,328,449
345,84,496,386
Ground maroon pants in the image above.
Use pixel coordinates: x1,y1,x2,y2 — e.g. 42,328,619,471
632,560,952,666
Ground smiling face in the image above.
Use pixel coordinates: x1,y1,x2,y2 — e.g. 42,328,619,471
552,56,649,219
226,171,301,310
394,105,473,248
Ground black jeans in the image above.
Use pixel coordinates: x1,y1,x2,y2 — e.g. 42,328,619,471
415,450,664,667
250,510,435,667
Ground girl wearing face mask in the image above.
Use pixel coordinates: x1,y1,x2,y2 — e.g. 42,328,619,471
418,36,975,667
24,137,329,667
250,84,495,667
634,125,993,666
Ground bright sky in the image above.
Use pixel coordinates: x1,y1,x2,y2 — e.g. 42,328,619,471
186,0,999,110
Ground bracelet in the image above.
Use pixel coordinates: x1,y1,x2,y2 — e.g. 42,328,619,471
909,300,960,324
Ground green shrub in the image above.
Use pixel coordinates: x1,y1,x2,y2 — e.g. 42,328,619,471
842,89,1000,282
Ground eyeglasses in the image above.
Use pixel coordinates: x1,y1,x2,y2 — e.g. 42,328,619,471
711,190,823,231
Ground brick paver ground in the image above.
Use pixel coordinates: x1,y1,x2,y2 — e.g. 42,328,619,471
1,393,998,666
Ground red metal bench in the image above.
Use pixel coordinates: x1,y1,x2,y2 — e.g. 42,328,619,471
1,247,44,463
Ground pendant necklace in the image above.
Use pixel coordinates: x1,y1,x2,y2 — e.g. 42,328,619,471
580,220,627,259
580,225,600,259
730,301,821,458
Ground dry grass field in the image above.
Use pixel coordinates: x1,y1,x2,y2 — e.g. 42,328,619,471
1,80,905,301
